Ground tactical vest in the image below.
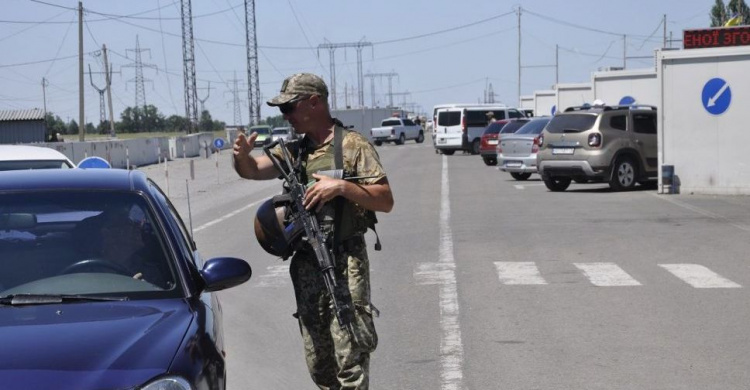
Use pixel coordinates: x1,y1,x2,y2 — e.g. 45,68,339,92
295,124,380,250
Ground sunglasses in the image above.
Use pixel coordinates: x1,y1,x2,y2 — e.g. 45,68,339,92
278,96,310,115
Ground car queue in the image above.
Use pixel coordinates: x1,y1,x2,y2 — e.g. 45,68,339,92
432,102,659,192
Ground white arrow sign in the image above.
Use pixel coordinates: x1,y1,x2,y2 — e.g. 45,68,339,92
707,82,730,107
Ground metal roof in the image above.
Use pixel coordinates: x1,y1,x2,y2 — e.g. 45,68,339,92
0,108,45,122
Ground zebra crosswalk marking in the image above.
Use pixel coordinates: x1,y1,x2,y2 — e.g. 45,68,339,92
659,264,742,288
494,261,547,285
573,263,642,286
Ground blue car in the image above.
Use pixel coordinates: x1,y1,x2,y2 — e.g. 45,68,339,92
0,169,252,390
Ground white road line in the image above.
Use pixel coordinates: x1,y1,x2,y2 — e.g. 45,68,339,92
659,264,742,288
194,199,263,233
494,262,547,285
413,155,464,390
574,263,642,287
514,185,525,190
256,264,290,287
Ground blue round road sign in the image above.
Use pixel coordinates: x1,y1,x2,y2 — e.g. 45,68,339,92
702,78,731,115
619,96,636,105
77,156,111,169
213,138,225,149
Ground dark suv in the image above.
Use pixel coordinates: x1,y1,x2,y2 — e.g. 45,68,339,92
536,105,658,191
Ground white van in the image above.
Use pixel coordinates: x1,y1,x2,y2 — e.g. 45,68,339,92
433,104,525,155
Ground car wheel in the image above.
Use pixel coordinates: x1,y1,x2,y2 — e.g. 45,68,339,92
482,157,497,166
416,132,424,143
511,172,532,181
609,157,637,191
471,139,480,155
395,134,405,145
374,140,383,146
441,150,455,156
543,175,571,191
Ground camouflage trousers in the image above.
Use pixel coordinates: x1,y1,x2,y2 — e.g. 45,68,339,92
290,238,378,390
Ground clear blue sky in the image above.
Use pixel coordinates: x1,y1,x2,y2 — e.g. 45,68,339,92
0,0,712,127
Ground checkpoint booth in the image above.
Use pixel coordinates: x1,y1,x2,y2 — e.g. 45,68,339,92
657,26,750,195
555,83,593,113
592,68,658,107
519,95,534,116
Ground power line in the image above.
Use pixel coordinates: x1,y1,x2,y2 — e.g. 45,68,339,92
373,10,515,45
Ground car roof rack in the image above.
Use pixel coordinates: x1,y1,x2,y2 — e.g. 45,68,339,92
563,104,657,113
606,104,657,111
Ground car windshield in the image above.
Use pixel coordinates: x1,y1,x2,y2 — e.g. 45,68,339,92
499,120,529,134
483,122,505,135
0,191,180,299
0,160,74,171
252,127,271,135
515,118,551,135
272,129,289,135
546,114,597,133
437,111,460,126
381,119,401,126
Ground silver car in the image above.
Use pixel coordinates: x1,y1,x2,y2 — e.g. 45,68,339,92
271,127,293,142
497,117,551,180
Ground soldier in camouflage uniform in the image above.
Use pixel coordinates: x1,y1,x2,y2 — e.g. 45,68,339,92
232,73,394,389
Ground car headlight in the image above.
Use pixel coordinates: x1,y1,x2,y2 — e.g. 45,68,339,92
140,376,193,390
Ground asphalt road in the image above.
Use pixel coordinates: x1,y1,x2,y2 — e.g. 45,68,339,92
140,141,750,390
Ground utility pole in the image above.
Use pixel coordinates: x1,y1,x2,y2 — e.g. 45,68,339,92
78,1,85,141
663,14,667,48
364,71,398,108
517,6,522,107
180,0,199,133
103,44,115,138
244,0,261,126
623,34,627,69
318,38,373,109
41,78,48,119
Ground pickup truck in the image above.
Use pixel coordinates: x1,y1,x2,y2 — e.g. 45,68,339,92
370,118,425,146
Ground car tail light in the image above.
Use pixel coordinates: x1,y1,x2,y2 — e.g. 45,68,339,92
537,135,544,148
532,136,540,153
461,114,467,133
588,133,602,147
497,143,503,154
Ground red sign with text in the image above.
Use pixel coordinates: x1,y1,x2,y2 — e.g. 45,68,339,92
684,26,750,49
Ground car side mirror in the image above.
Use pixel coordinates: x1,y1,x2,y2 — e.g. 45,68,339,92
199,257,252,292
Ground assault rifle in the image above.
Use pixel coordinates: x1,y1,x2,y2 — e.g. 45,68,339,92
262,138,360,339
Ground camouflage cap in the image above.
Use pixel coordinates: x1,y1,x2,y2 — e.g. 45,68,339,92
267,73,329,106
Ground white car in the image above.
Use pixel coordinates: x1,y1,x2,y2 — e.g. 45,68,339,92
0,145,75,171
271,127,293,143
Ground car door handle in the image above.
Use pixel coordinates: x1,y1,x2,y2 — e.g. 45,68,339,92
635,139,642,145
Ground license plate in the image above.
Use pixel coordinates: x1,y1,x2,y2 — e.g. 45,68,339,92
437,139,446,144
488,140,498,145
552,148,574,155
506,161,522,168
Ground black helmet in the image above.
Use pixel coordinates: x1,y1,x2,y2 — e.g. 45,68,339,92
254,196,304,258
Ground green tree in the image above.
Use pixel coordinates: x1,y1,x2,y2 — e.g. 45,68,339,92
85,122,96,134
67,120,79,135
199,110,214,132
711,0,750,26
44,113,67,136
263,114,289,129
165,115,188,132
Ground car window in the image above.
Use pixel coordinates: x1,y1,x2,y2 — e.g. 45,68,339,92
403,119,415,126
253,127,270,135
633,113,657,134
272,129,288,135
483,122,505,135
0,191,180,298
516,118,551,135
0,160,74,171
382,119,402,126
438,111,461,126
546,114,597,133
508,110,524,119
500,120,530,134
610,115,627,131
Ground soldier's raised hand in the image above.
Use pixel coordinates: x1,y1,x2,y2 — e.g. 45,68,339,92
233,132,258,161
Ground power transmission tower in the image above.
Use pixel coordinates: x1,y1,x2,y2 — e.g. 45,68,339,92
88,64,108,126
244,0,261,126
225,72,246,128
198,81,212,114
364,71,398,108
317,38,373,109
123,35,157,111
180,0,199,133
389,91,411,108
